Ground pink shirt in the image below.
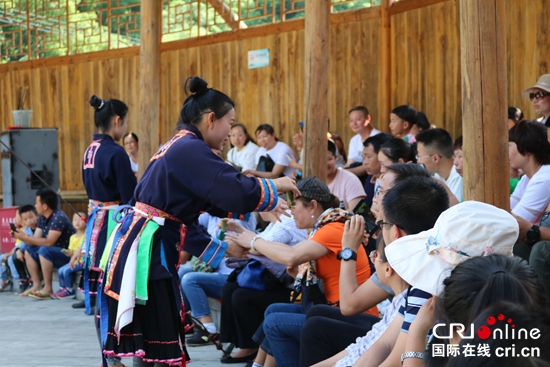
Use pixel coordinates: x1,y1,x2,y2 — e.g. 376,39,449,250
328,168,367,210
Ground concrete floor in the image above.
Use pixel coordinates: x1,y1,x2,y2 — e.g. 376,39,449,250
0,290,234,367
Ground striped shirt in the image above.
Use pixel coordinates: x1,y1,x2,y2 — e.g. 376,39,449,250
398,286,432,333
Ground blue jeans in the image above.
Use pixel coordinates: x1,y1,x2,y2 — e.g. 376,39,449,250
0,254,9,282
7,254,19,281
181,272,228,318
58,262,83,288
263,303,305,367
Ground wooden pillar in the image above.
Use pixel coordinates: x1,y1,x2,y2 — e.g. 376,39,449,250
378,0,391,133
460,0,509,209
138,0,161,178
303,0,330,180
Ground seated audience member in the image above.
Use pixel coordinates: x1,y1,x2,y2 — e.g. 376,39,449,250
447,302,550,367
354,201,519,367
361,132,393,191
508,106,524,130
389,105,420,143
243,124,297,178
218,208,307,363
11,205,39,294
409,255,547,367
326,139,366,210
329,132,348,168
377,138,416,174
416,128,463,202
410,111,431,137
226,177,380,367
523,74,550,128
509,120,550,223
123,131,139,176
0,210,24,291
514,213,550,300
305,173,448,367
345,106,381,177
51,212,87,299
183,211,256,346
10,188,76,299
227,123,259,172
452,136,463,178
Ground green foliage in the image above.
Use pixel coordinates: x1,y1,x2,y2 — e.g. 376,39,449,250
0,0,377,62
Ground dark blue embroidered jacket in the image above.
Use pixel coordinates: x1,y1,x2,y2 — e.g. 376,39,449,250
82,134,137,204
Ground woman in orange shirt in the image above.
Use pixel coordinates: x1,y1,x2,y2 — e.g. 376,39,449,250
225,176,378,366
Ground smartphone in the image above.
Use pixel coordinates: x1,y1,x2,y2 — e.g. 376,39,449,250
9,223,18,233
352,199,378,237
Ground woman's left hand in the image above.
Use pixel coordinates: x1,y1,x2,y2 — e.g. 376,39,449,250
226,231,255,249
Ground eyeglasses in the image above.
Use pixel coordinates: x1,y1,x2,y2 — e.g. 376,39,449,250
374,187,389,197
416,153,434,161
376,220,395,229
369,250,379,263
529,91,550,102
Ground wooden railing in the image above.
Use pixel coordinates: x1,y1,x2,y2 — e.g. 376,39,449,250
0,0,378,63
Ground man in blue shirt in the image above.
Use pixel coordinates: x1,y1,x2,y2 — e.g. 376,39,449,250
11,188,75,299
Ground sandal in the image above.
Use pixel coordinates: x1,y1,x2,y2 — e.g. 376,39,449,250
19,288,34,297
0,280,10,292
28,290,52,300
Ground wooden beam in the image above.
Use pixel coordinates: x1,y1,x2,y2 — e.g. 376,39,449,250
389,0,451,15
303,0,330,180
205,0,247,30
139,0,161,178
460,0,509,209
378,0,392,132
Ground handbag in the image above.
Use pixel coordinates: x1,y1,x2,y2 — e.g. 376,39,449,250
256,154,275,172
236,260,266,291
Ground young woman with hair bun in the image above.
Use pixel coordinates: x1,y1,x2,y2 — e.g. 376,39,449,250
81,94,137,367
101,76,299,366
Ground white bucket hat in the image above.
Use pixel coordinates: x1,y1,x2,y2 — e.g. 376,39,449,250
523,74,550,98
385,201,519,296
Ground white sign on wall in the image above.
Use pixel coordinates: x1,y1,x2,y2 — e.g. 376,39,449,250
248,48,270,69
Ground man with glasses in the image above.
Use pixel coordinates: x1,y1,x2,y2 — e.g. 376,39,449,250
300,171,448,367
415,128,463,202
524,74,550,138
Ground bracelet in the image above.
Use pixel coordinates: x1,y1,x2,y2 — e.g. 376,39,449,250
250,236,261,252
401,351,425,364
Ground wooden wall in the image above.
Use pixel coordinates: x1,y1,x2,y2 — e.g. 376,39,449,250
0,0,549,201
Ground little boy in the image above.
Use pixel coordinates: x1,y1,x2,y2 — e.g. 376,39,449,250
11,205,39,294
51,212,87,299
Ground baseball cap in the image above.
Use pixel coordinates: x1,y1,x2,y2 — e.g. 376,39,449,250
385,201,519,296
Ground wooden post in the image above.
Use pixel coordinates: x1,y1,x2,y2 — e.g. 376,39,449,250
378,0,391,133
460,0,509,209
138,0,161,178
303,0,330,181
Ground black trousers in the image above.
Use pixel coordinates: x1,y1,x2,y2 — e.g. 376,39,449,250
11,251,28,279
219,280,291,349
299,304,380,367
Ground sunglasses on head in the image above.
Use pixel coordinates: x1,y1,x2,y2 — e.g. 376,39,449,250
529,91,550,101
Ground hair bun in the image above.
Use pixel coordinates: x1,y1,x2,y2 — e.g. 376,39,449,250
89,95,104,110
186,76,209,96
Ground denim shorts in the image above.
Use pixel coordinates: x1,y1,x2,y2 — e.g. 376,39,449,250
28,246,70,269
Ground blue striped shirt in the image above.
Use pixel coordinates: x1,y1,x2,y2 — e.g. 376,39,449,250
398,286,432,333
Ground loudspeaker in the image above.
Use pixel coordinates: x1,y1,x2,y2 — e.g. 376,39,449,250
1,129,59,207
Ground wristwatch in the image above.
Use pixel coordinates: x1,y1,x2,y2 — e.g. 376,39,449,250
337,248,357,261
527,224,541,244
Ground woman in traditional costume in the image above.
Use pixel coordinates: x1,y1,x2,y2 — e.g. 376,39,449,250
102,76,298,366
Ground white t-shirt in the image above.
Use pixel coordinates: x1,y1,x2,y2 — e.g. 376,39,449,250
435,165,463,202
129,157,138,173
255,141,298,177
348,128,381,163
511,165,550,223
327,168,366,210
227,141,259,172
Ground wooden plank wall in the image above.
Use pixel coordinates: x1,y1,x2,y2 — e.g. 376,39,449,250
0,0,549,203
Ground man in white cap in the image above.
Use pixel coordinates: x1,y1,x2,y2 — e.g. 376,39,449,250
523,74,550,140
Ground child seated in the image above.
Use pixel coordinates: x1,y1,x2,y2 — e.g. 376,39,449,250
51,212,87,299
9,205,39,294
0,211,24,292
